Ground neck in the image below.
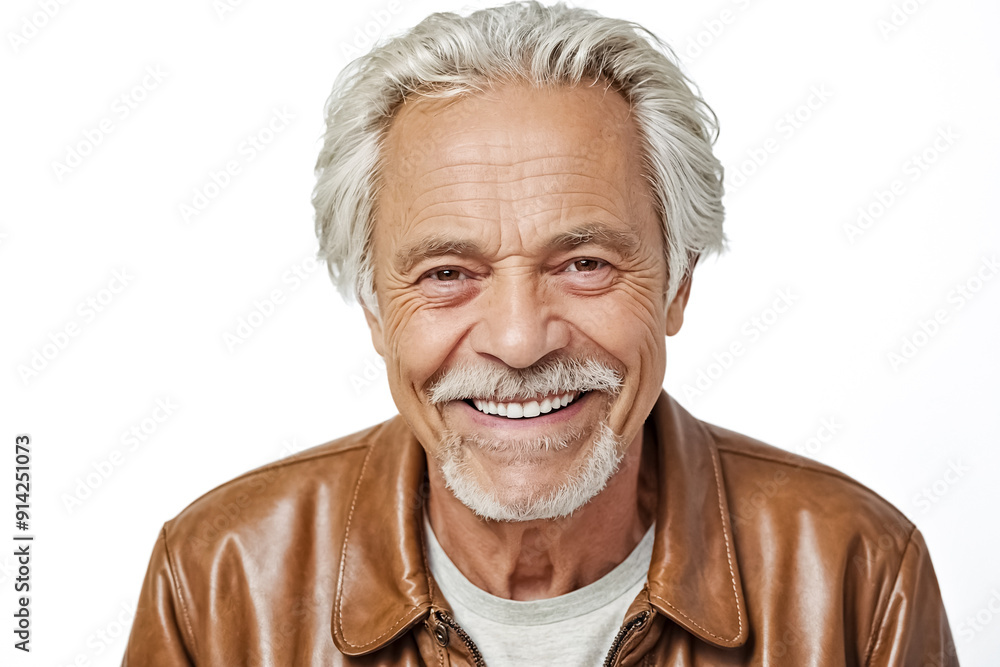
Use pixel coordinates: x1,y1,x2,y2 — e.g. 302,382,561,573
426,421,658,601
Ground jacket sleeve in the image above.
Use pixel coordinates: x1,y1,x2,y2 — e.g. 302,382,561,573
865,528,959,666
122,526,197,666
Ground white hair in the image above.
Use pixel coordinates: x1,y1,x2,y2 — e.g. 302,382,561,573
313,1,726,314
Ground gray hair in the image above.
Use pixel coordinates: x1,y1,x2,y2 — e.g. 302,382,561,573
313,1,726,314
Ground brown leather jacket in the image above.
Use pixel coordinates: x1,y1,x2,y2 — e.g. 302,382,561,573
123,392,958,665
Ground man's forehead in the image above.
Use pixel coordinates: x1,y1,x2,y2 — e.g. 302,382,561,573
381,81,640,174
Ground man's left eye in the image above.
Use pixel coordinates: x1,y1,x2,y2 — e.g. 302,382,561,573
564,259,606,273
428,268,466,281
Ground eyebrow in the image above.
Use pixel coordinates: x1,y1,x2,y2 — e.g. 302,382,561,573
394,238,485,274
393,223,642,274
548,224,641,256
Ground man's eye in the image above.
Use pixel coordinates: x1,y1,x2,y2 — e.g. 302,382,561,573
427,268,466,281
564,259,606,273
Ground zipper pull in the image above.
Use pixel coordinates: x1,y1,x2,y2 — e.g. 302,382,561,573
602,610,651,667
434,610,487,667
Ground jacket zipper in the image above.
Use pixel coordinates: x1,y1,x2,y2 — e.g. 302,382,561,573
434,607,650,667
602,610,651,667
435,610,486,667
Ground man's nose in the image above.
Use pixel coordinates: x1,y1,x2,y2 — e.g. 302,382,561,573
468,275,570,369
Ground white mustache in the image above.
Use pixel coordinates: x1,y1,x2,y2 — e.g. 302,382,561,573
427,358,623,404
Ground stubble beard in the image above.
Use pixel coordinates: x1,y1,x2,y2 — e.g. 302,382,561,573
435,418,626,522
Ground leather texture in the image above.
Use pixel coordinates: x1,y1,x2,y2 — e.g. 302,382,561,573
122,391,958,665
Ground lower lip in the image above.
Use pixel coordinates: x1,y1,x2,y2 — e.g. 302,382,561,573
457,392,593,429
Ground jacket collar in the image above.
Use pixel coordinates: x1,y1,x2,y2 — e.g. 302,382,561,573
331,390,748,655
645,392,748,647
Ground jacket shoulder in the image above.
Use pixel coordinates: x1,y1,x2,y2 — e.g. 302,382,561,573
159,418,399,566
707,421,916,542
702,421,954,666
141,418,406,663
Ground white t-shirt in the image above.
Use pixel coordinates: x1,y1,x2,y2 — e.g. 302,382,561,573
424,517,654,666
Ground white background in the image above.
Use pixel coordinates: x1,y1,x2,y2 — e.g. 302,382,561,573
2,0,998,664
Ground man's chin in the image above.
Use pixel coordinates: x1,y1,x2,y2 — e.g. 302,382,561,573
436,422,625,522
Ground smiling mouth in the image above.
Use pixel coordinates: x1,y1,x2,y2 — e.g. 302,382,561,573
463,391,584,419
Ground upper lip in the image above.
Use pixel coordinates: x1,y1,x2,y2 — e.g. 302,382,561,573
467,391,574,403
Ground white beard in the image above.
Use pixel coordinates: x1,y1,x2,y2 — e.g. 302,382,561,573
435,421,625,522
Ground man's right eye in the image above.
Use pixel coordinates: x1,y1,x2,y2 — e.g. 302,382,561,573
425,268,467,281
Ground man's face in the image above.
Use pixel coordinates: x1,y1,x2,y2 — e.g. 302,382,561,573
365,82,689,519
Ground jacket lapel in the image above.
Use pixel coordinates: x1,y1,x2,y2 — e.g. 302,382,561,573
331,417,433,655
646,392,749,647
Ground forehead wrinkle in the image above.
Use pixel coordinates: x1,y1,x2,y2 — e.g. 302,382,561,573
403,180,631,241
406,201,501,234
397,149,627,190
407,193,503,214
389,147,582,187
406,176,631,222
409,190,627,224
404,167,627,195
514,203,628,229
409,211,499,226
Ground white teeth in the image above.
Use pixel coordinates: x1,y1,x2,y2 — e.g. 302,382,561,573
470,392,580,419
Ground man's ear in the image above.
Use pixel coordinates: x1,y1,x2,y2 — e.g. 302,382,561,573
665,272,694,336
361,302,386,357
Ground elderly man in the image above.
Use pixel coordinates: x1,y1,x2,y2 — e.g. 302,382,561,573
124,2,957,665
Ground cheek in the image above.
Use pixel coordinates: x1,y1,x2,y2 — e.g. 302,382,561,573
381,295,471,394
561,284,667,372
566,290,667,434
